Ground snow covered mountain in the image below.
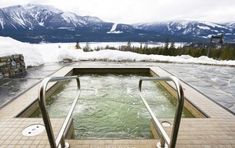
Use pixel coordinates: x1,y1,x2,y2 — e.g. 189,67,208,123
0,4,235,43
0,4,138,42
134,21,235,42
0,4,105,30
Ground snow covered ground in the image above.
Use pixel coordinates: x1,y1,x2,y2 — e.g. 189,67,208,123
75,41,185,49
0,36,235,67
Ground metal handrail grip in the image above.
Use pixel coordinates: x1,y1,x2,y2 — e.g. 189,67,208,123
139,76,184,148
38,76,81,148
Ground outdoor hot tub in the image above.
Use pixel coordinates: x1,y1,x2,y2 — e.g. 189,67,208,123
27,68,204,140
2,65,232,148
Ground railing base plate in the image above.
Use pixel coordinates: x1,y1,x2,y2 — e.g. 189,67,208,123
156,141,168,148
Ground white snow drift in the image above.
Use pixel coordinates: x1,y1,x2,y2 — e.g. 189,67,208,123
0,36,235,68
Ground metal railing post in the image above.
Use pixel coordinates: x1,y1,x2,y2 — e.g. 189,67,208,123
139,76,184,148
38,76,80,148
39,78,57,148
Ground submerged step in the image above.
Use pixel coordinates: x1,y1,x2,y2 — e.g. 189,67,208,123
66,139,158,147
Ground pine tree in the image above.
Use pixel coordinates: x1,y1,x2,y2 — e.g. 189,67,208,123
75,41,81,49
144,43,148,49
140,42,143,49
127,41,131,48
83,42,90,52
169,41,175,49
164,38,169,49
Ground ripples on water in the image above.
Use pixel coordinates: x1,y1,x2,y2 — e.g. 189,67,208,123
32,74,193,139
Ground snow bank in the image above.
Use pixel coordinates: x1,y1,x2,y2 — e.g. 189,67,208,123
0,37,43,67
0,36,235,67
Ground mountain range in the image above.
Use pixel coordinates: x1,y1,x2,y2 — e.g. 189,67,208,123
0,4,235,43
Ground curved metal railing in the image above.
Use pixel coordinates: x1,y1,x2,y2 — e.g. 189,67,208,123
139,76,184,148
38,76,80,148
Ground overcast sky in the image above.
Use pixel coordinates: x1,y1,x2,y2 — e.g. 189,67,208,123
0,0,235,24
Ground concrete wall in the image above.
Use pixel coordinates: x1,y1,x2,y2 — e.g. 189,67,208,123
0,54,26,78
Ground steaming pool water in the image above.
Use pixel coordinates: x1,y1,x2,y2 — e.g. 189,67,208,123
31,74,193,139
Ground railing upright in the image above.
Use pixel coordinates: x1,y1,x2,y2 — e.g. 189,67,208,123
139,76,184,148
38,76,80,148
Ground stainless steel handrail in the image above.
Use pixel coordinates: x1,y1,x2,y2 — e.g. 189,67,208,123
38,76,80,148
139,76,184,148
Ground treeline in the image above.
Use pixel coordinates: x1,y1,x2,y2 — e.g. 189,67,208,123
118,45,235,60
78,42,235,60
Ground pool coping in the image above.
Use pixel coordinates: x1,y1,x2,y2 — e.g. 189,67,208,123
159,65,235,116
0,63,234,147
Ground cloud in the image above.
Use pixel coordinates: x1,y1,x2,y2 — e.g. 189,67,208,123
0,0,235,23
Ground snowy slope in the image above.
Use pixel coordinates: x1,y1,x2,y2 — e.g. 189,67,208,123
134,20,234,41
107,23,123,34
0,37,235,67
1,4,235,42
0,4,104,30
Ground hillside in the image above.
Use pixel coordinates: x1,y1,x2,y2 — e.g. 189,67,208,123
0,4,234,43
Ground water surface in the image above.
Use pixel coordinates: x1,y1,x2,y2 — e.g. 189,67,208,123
32,74,193,139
